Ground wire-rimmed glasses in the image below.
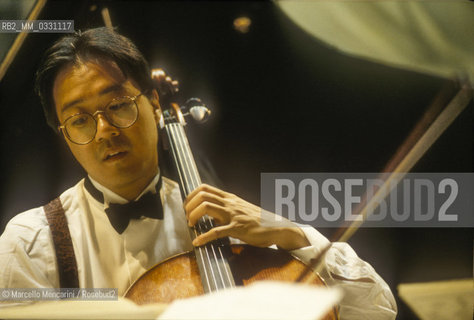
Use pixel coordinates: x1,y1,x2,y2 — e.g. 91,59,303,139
58,93,142,145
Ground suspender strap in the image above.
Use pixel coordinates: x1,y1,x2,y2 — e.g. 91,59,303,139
43,198,79,288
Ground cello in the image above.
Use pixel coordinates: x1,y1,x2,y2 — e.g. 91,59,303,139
125,69,338,320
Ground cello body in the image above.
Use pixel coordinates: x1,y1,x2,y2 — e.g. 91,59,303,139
125,244,338,320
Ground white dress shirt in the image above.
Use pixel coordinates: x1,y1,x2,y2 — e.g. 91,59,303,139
0,175,396,319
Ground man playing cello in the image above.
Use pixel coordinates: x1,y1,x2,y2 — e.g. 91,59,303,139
0,27,396,319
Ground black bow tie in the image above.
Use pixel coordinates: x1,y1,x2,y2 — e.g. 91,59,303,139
84,176,163,234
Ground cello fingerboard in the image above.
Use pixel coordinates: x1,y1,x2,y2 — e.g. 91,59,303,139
165,122,236,293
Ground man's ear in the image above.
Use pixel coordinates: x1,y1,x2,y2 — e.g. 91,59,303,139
56,123,70,145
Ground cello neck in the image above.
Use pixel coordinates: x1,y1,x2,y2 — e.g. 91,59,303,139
164,122,202,197
163,109,236,293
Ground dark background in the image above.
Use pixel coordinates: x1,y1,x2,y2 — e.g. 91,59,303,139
0,1,472,319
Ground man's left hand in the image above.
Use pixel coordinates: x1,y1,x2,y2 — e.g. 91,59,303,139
184,184,310,250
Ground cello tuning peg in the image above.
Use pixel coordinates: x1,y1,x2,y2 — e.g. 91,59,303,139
189,106,211,123
151,68,179,98
151,68,166,78
171,80,179,93
185,98,211,123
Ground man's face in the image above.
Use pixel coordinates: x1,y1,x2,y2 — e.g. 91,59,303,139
53,61,160,199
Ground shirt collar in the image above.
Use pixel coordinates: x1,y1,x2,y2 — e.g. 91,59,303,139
88,169,161,207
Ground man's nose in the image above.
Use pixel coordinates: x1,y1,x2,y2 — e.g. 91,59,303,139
94,114,120,142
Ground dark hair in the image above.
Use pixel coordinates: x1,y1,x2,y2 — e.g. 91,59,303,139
35,27,153,132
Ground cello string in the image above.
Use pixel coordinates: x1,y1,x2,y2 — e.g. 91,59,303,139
175,123,235,289
171,124,221,291
177,125,228,290
167,124,214,291
171,123,227,290
181,128,235,290
170,124,219,291
166,124,214,292
174,123,233,289
301,84,472,284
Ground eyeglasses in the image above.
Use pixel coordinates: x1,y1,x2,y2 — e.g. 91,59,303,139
58,93,142,145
